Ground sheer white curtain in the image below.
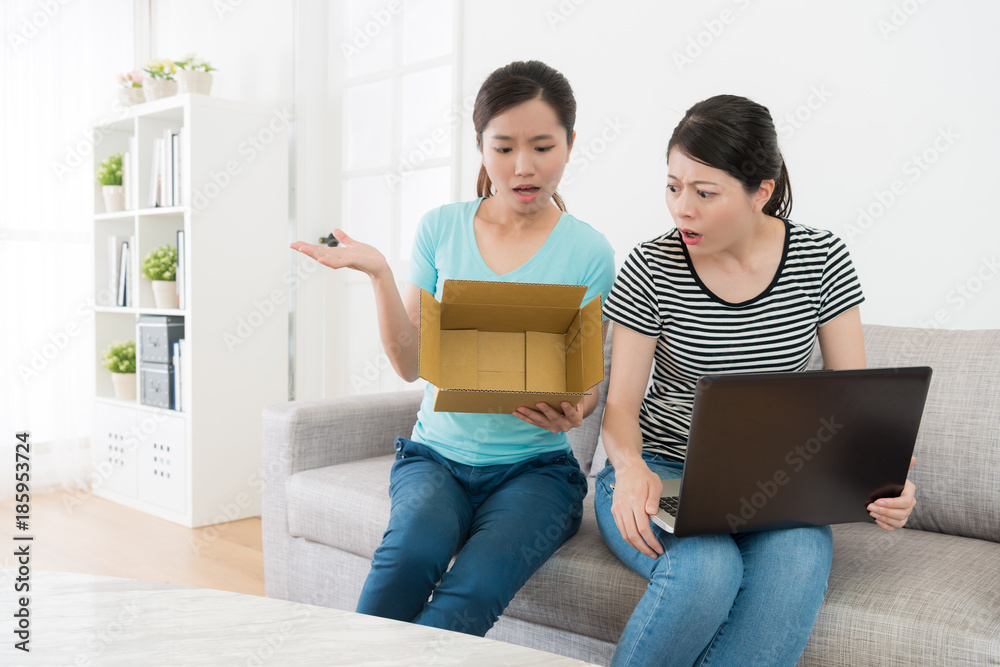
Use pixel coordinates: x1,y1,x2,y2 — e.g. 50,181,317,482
0,0,134,499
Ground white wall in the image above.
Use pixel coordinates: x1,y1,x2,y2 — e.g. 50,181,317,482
458,0,1000,330
144,0,1000,411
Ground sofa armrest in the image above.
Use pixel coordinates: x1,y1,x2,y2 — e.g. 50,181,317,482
263,390,423,476
262,389,423,601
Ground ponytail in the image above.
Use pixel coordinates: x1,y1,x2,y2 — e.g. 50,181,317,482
763,158,792,219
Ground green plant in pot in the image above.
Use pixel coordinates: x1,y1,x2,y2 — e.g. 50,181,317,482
173,54,217,95
143,244,178,309
97,152,124,213
141,57,178,101
102,340,136,401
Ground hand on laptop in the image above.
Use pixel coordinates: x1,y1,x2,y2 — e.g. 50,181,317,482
868,456,917,531
611,464,666,559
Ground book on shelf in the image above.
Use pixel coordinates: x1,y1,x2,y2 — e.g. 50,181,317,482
129,135,138,209
176,229,186,309
122,152,131,211
147,138,162,208
116,240,128,307
111,234,136,307
172,339,183,411
172,129,182,206
148,127,182,208
162,128,172,208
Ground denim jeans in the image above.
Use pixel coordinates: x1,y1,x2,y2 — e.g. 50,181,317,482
356,437,588,636
594,452,833,667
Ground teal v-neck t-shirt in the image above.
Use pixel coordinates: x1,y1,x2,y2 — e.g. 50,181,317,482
408,197,615,466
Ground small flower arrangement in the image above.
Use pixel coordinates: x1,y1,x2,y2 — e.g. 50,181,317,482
143,57,177,81
96,153,123,186
102,340,136,374
117,70,144,88
142,244,178,282
174,54,217,73
118,70,144,88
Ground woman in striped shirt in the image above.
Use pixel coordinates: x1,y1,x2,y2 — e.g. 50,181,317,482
594,94,917,666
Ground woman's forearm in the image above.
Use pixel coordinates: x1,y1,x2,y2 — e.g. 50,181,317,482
370,270,419,382
601,402,647,472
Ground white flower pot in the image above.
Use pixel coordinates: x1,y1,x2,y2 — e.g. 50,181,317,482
143,79,178,102
111,372,136,401
152,280,178,309
176,70,213,95
102,185,124,213
118,87,146,106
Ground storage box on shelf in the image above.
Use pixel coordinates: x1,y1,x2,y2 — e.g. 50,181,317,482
90,93,289,527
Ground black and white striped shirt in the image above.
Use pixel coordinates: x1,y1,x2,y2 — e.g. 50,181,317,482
603,220,865,462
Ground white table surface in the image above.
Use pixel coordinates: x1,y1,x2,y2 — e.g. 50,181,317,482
0,569,598,666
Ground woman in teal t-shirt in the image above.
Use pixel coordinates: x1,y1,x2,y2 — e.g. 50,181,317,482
290,60,614,636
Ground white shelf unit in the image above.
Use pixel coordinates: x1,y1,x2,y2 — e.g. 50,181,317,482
90,93,289,527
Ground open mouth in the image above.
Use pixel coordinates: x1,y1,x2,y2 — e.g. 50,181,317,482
681,229,702,239
514,186,539,195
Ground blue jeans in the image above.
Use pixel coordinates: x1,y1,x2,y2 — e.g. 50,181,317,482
356,437,588,636
594,453,833,667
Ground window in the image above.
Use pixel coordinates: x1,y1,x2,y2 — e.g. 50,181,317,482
340,0,459,270
333,0,461,395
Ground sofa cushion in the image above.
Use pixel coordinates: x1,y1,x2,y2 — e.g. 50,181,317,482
803,522,1000,665
859,325,1000,544
286,455,393,559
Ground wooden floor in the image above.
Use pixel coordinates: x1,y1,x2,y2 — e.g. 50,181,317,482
0,488,264,596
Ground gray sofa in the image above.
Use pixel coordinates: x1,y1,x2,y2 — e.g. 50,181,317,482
262,323,1000,665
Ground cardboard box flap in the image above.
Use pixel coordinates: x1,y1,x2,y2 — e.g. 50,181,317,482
442,280,587,308
443,304,579,333
565,295,604,391
579,294,605,390
418,288,441,386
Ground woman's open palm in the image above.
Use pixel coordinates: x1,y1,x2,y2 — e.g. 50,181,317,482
290,228,387,278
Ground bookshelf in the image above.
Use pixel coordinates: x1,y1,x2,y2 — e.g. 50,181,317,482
89,93,289,527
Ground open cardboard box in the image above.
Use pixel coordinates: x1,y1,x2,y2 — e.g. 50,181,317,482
418,280,604,414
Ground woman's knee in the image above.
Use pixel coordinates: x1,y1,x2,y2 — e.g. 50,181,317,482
654,536,743,602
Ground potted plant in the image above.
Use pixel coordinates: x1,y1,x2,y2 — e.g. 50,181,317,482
116,69,146,106
96,152,124,213
143,243,178,309
102,340,136,401
142,58,178,102
173,54,217,95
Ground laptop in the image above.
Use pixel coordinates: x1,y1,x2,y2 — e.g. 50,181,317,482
613,366,932,537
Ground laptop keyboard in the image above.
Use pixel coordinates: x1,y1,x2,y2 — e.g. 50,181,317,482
659,496,679,517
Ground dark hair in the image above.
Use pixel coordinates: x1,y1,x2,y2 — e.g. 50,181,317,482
667,94,792,219
473,60,576,212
